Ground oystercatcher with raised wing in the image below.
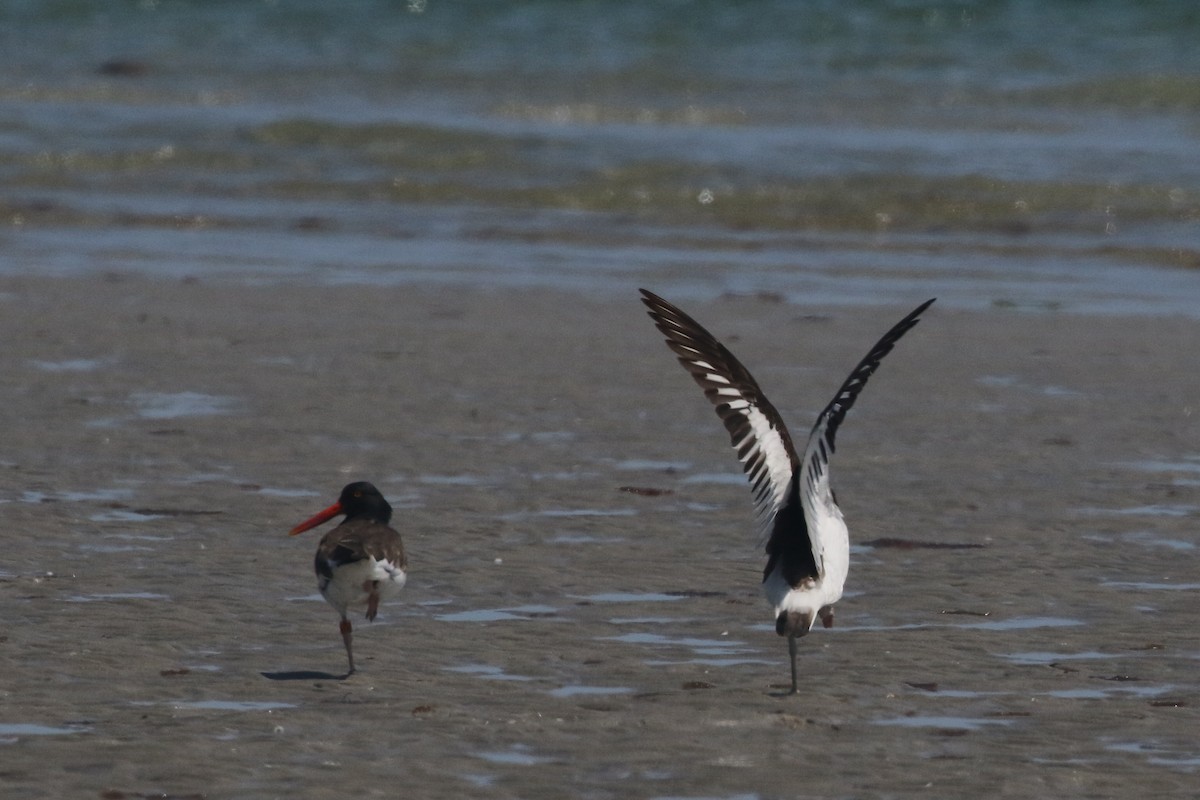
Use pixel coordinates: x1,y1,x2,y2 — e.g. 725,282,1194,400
288,481,407,675
641,290,934,694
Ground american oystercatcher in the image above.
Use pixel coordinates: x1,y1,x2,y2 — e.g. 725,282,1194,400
288,481,407,675
640,290,934,694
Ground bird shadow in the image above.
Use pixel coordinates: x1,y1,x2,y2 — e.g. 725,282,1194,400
260,669,350,681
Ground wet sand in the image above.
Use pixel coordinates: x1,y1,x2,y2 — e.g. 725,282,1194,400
2,275,1198,798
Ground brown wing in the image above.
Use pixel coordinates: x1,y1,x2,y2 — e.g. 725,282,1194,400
315,519,406,580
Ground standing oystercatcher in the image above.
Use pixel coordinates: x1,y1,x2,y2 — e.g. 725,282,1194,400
288,481,407,675
640,290,934,694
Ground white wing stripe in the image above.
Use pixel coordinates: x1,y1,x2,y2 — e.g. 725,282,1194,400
739,405,794,534
801,424,836,516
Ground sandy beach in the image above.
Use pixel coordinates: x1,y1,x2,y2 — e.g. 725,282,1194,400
2,274,1199,799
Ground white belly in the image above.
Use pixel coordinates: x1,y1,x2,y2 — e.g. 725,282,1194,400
319,557,407,617
763,567,844,627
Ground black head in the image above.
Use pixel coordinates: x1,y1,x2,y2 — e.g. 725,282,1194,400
337,481,393,524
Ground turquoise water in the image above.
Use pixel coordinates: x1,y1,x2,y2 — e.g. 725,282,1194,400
1,1,1197,312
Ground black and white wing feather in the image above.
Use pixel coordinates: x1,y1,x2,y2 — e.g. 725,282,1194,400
643,289,935,591
791,297,936,564
640,289,799,541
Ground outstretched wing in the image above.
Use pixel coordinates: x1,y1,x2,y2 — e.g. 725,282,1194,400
641,289,800,541
793,298,936,559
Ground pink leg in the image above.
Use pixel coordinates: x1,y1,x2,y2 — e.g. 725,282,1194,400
339,618,355,674
365,580,380,622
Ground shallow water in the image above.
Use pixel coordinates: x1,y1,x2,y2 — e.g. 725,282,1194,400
0,723,89,738
1,2,1198,313
436,604,560,623
1000,650,1123,666
548,685,634,699
474,746,554,767
574,592,686,604
130,391,242,420
444,664,534,682
169,700,297,712
873,715,1016,731
65,592,170,603
1108,742,1200,769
